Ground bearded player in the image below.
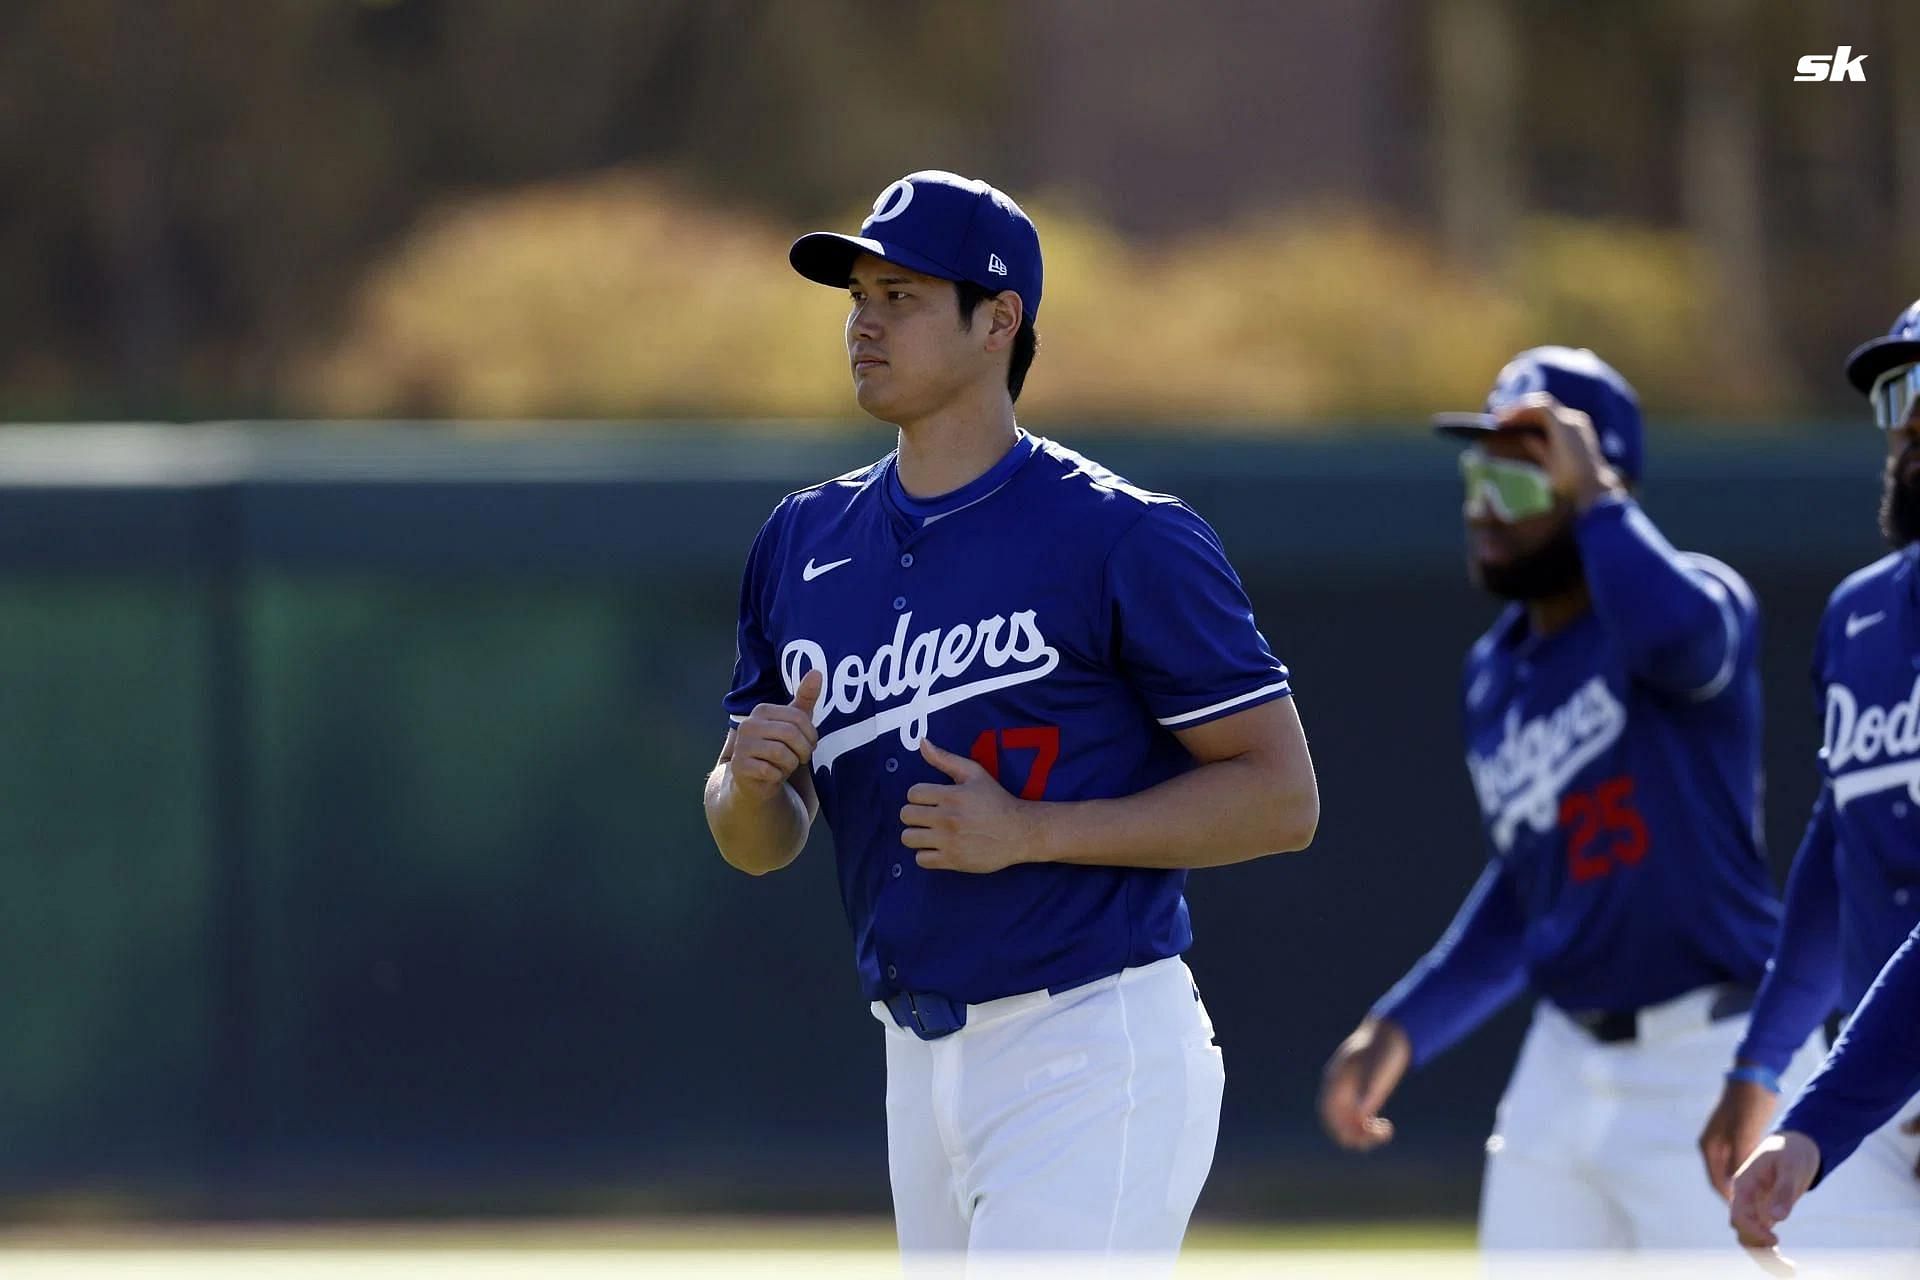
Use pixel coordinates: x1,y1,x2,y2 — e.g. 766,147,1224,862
1320,347,1826,1248
1699,300,1920,1250
703,170,1319,1262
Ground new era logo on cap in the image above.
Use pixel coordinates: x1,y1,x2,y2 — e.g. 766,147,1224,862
788,170,1044,324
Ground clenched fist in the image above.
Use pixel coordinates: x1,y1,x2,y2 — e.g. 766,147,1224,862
730,669,824,799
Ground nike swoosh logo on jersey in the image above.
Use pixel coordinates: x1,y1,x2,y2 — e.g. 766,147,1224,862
802,556,853,581
1847,611,1887,638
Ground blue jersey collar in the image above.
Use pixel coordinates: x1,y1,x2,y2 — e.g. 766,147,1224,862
884,430,1039,527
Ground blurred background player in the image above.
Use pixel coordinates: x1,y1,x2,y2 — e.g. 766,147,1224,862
702,171,1319,1262
1699,300,1920,1249
1730,918,1920,1249
1317,347,1824,1248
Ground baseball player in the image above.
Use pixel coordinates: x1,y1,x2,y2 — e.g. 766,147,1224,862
1698,300,1920,1248
1318,348,1827,1248
702,170,1319,1261
1729,918,1920,1249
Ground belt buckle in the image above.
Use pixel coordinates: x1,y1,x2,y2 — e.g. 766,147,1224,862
887,990,965,1041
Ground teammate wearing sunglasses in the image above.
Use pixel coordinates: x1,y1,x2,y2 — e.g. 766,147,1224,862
1319,347,1822,1248
1701,300,1920,1250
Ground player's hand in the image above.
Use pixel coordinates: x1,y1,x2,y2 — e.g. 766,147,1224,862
1903,1111,1920,1180
1729,1131,1821,1251
900,738,1039,875
1318,1017,1411,1152
1496,392,1626,514
1700,1076,1781,1201
728,669,824,801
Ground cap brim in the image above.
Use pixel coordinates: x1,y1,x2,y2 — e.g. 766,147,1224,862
789,232,963,290
1845,336,1920,395
1431,412,1497,439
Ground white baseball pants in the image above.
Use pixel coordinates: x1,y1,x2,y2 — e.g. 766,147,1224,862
1480,990,1833,1250
872,955,1225,1262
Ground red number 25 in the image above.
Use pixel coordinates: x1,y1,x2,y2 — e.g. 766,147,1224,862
1560,776,1649,884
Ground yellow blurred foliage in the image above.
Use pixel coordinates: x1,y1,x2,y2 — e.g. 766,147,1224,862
298,172,1717,425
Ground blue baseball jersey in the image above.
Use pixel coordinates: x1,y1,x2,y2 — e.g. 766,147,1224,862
1739,546,1920,1074
723,431,1293,1006
1374,496,1780,1065
1781,917,1920,1181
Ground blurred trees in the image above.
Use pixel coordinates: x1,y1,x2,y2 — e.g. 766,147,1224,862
0,0,1910,421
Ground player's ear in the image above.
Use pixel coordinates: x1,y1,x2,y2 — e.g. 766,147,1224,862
984,291,1022,353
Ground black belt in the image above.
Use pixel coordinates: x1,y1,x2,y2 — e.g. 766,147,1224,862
1566,984,1755,1045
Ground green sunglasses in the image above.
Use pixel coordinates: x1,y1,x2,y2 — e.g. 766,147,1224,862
1460,450,1556,521
1870,362,1920,430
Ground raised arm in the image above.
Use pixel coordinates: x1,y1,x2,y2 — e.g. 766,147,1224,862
1502,393,1747,699
1576,496,1748,698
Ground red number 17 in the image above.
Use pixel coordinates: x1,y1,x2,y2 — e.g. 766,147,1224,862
969,726,1061,800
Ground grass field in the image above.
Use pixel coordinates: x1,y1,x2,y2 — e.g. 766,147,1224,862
0,1217,1900,1278
0,1215,1474,1252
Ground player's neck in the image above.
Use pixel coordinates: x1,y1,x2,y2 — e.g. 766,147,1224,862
892,390,1020,499
1526,582,1592,638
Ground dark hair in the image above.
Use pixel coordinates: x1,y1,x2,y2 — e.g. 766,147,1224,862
955,281,1039,402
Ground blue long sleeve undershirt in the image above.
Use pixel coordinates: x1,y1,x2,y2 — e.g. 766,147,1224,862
1736,792,1842,1075
1780,918,1920,1185
1574,494,1741,699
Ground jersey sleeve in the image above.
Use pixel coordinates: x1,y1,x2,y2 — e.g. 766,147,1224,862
1780,918,1920,1186
722,499,791,728
1735,788,1843,1074
1574,495,1752,700
1368,858,1531,1068
1104,501,1292,729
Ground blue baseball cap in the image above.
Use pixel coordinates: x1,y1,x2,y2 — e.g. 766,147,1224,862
1845,298,1920,395
1432,346,1645,482
790,170,1043,325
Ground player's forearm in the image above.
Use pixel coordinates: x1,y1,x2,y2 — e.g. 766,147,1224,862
1777,920,1920,1183
704,767,811,875
1369,860,1530,1067
1737,798,1843,1073
1032,750,1318,869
